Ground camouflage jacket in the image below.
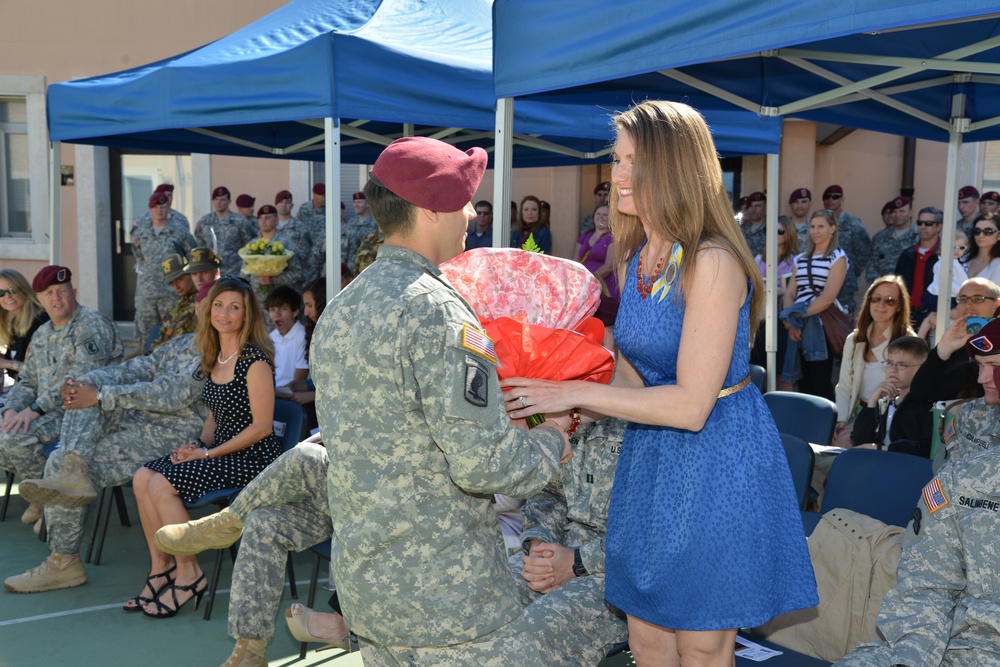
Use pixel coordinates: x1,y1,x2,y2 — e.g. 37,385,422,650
353,228,384,276
311,245,564,647
152,293,198,350
868,225,919,284
194,211,258,277
131,218,196,297
342,213,377,269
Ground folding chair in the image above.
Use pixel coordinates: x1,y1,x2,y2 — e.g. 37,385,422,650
749,364,766,393
818,448,933,528
780,433,814,510
763,391,837,446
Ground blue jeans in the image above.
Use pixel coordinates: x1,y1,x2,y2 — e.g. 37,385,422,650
779,303,828,383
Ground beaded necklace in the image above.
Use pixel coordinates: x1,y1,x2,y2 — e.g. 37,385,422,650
636,251,665,298
637,243,684,301
217,348,239,365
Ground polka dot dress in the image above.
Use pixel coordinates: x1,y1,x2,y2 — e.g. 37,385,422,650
144,343,281,504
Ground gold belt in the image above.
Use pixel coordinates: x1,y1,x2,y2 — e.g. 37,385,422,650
718,374,752,398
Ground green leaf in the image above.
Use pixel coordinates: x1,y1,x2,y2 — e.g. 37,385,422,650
521,233,544,254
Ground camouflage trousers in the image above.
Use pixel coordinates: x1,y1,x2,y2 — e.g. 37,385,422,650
0,412,63,480
358,616,535,667
508,555,628,667
836,643,986,667
134,289,177,345
229,442,331,642
46,405,198,555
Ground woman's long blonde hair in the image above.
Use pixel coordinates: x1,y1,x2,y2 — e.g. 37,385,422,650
196,277,274,377
0,269,44,349
611,101,764,332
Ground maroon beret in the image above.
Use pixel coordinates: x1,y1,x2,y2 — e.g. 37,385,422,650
881,200,895,216
967,317,1000,357
274,190,293,204
959,185,980,200
212,186,231,199
312,183,326,196
823,185,844,198
236,194,255,208
594,181,611,194
32,265,72,292
154,183,174,194
789,188,811,204
370,137,488,213
352,192,365,200
747,191,766,203
148,193,169,208
982,191,1000,203
256,204,277,217
891,196,911,210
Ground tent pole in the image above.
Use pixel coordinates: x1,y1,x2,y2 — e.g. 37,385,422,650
49,141,61,264
936,129,962,344
325,117,342,299
494,98,513,248
765,153,779,392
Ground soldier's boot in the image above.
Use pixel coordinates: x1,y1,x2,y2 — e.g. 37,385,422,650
4,552,87,593
20,503,43,525
154,508,244,556
221,639,267,667
19,453,98,507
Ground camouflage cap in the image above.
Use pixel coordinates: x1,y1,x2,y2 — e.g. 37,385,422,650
184,247,221,273
162,254,188,284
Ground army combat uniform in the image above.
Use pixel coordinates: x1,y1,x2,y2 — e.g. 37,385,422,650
741,221,767,259
511,418,629,667
342,213,377,271
131,216,195,343
44,334,206,556
277,217,315,285
194,211,258,277
151,292,197,350
867,226,919,284
0,305,123,480
835,213,873,314
296,201,325,242
835,446,1000,666
311,245,564,664
353,228,384,276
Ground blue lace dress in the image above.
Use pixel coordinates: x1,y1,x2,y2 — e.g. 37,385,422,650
605,251,818,630
144,343,281,504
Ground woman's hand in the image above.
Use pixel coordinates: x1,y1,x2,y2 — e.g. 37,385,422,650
170,443,207,464
503,378,582,421
788,327,803,342
937,315,971,360
290,391,315,405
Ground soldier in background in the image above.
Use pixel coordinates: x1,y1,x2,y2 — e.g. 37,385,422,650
822,185,872,315
236,194,256,222
342,192,377,268
184,246,222,293
247,205,308,303
151,254,198,351
273,190,315,285
131,192,195,345
296,183,326,240
194,186,257,277
740,191,767,257
7,330,206,594
868,196,918,285
352,226,384,276
134,183,189,229
0,266,124,528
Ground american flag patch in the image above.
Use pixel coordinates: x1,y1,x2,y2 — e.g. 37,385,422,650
461,324,497,364
922,478,948,513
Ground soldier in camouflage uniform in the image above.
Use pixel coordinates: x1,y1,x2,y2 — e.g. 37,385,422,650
740,191,767,258
246,205,308,306
194,186,258,277
312,137,568,664
135,183,190,229
342,192,378,270
296,183,327,241
0,266,123,524
274,190,315,285
132,192,196,345
6,333,206,593
184,246,222,292
150,254,198,351
867,196,918,284
352,226,384,276
820,185,873,314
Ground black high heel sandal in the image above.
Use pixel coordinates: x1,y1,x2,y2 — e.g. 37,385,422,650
142,573,207,619
123,565,176,612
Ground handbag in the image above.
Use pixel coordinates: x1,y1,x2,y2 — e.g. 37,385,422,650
806,255,854,355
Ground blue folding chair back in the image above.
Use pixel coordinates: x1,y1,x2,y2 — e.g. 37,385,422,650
273,398,307,452
780,433,814,510
763,391,837,446
821,448,933,528
749,364,766,393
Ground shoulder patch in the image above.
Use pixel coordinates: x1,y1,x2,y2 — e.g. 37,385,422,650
192,368,206,382
463,356,488,407
82,338,100,357
461,324,497,365
922,477,949,513
943,418,957,444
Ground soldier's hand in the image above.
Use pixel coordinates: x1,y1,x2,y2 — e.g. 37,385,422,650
260,275,273,285
522,542,575,594
2,407,39,435
62,380,98,410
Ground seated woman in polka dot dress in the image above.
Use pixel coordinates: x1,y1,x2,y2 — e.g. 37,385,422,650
127,276,281,618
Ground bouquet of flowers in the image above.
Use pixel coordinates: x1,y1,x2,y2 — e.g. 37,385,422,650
238,238,294,277
441,248,614,426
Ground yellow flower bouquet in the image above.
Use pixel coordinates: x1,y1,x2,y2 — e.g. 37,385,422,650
238,238,294,277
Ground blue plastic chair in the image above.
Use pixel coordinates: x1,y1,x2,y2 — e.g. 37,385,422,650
763,391,837,446
780,433,814,510
749,364,767,393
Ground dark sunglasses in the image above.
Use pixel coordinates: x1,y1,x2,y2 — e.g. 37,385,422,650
869,295,897,306
916,220,939,227
777,228,786,235
823,194,843,200
974,227,998,236
0,287,18,297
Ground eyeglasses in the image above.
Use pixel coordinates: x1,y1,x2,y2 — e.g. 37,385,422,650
0,287,18,297
823,194,842,200
974,227,998,236
475,210,491,217
916,220,939,227
218,275,251,288
882,361,918,371
956,244,969,252
777,228,786,235
956,294,993,304
869,295,897,306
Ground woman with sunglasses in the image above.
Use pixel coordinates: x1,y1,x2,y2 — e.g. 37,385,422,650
127,276,280,618
834,275,914,439
966,213,1000,284
918,227,970,342
750,216,800,389
0,269,48,383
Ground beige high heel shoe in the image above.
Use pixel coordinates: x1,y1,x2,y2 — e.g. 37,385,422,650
284,604,350,652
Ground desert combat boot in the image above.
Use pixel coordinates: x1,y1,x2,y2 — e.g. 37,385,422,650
221,638,268,667
4,552,88,593
155,507,244,556
19,452,98,507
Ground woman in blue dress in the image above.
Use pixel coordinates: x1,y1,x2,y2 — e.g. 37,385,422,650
505,101,817,665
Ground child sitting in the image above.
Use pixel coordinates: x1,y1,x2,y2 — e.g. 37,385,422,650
850,336,932,457
265,286,309,392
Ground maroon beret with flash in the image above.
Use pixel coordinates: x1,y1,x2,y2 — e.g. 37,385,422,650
789,188,811,203
235,194,255,208
148,193,169,208
32,265,72,293
370,137,488,213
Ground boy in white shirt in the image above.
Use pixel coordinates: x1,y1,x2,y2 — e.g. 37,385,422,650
265,286,309,391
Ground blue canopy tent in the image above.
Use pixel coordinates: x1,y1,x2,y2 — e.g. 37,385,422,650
494,0,1000,387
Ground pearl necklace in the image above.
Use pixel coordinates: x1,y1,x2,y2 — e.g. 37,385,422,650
217,348,239,365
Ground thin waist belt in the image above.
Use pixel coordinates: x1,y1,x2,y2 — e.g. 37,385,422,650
718,374,752,398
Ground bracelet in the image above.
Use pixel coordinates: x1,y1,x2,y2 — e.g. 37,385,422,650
566,410,582,436
203,448,211,459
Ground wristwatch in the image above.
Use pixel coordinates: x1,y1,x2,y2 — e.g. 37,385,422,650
29,401,44,416
572,548,588,577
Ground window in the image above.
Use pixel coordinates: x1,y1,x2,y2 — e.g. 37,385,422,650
0,98,29,237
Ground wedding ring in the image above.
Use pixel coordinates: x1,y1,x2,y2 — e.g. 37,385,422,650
519,396,527,408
